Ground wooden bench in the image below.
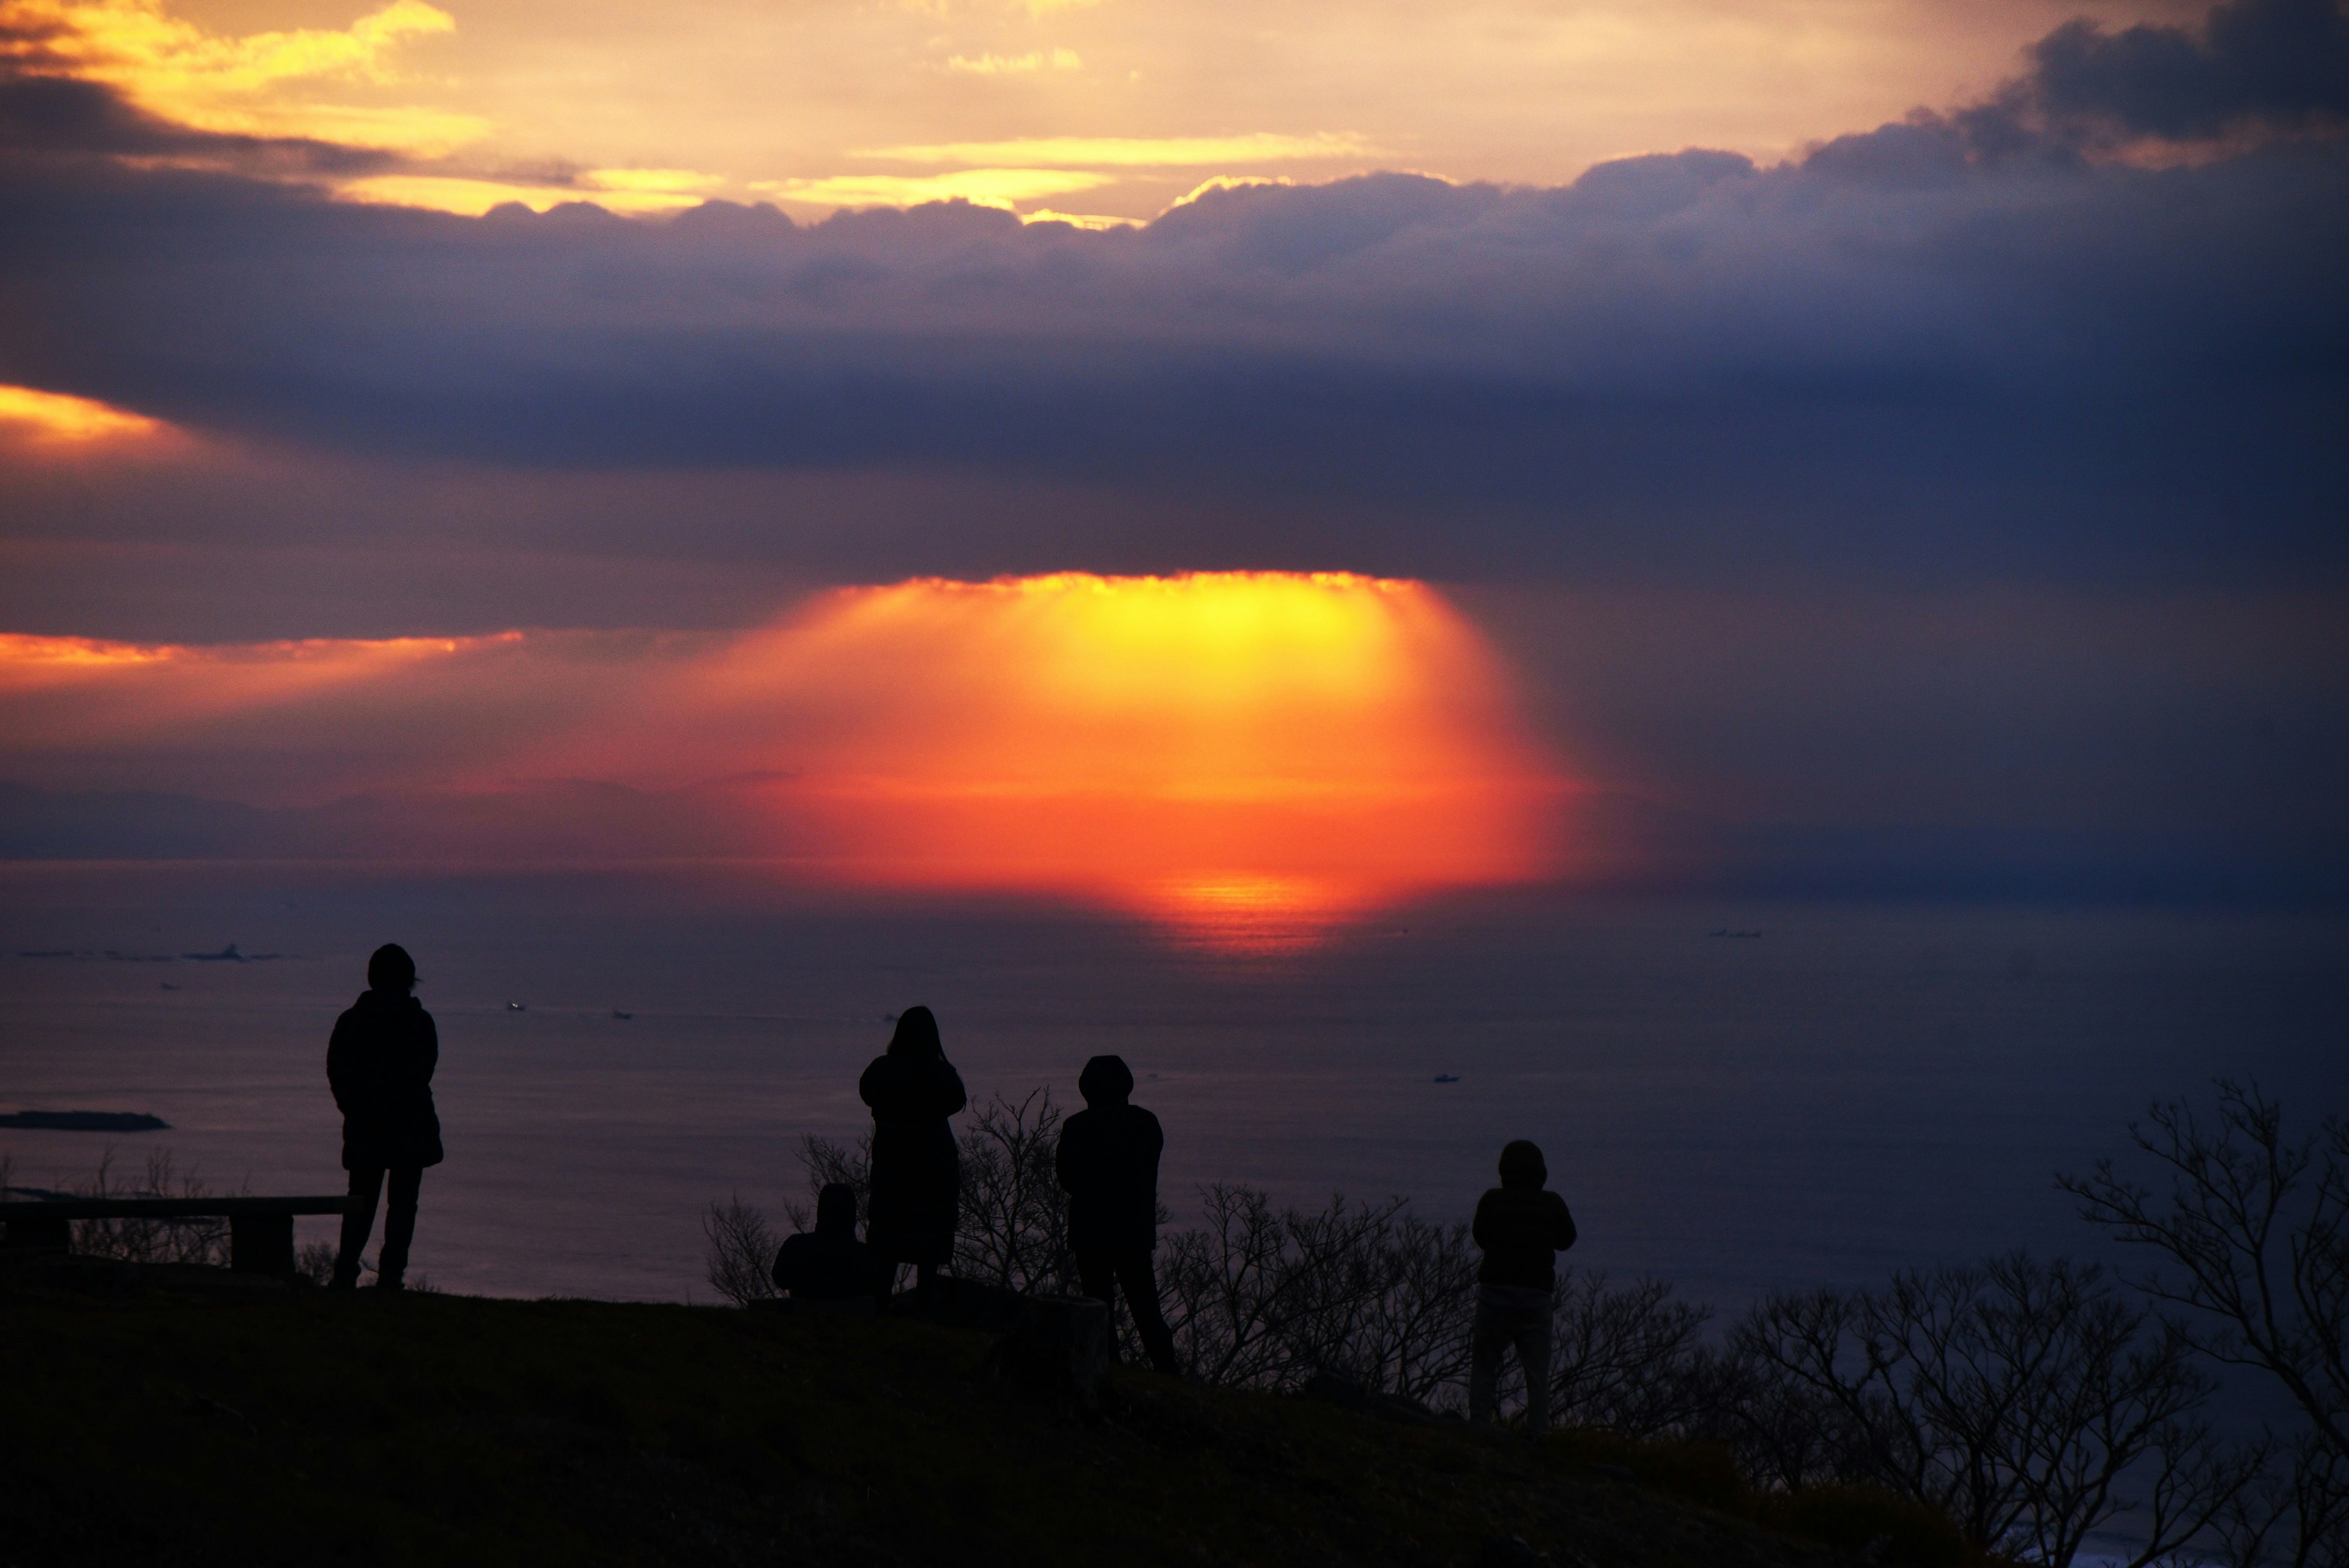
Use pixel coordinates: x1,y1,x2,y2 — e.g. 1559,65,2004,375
0,1196,349,1274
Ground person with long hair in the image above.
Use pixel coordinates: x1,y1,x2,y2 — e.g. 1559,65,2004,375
858,1006,966,1306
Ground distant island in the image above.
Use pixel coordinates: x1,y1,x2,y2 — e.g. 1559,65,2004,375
0,1110,170,1132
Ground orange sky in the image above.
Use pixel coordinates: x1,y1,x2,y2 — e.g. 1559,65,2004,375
1,0,2208,221
0,574,1574,932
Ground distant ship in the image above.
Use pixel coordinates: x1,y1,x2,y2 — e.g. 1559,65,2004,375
1708,929,1764,940
507,1001,528,1011
612,1008,633,1020
182,942,282,961
1431,1074,1460,1084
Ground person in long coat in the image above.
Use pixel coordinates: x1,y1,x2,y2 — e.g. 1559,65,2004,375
1055,1053,1180,1375
325,943,443,1291
858,1006,966,1301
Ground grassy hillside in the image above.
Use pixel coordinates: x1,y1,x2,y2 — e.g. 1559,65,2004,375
0,1258,1879,1568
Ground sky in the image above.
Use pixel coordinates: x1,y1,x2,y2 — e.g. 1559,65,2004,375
0,0,2343,915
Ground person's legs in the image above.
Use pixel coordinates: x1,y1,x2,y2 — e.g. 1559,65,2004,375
1111,1250,1180,1375
376,1166,423,1288
1469,1303,1508,1425
333,1166,385,1289
1076,1250,1116,1307
1516,1313,1554,1435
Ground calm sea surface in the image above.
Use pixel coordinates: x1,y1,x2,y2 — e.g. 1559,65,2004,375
2,861,2342,1309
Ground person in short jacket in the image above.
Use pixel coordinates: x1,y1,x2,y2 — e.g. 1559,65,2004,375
772,1182,877,1301
1055,1053,1180,1375
1468,1139,1576,1430
858,1006,967,1303
326,943,443,1291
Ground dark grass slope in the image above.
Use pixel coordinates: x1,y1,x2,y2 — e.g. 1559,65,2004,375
0,1261,1862,1568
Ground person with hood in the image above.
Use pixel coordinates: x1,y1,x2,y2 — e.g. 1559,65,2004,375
325,943,443,1292
858,1006,967,1304
1055,1053,1180,1376
772,1182,877,1301
1469,1139,1577,1432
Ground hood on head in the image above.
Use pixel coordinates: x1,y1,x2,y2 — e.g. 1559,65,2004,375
1078,1054,1134,1108
815,1183,858,1235
1499,1140,1548,1189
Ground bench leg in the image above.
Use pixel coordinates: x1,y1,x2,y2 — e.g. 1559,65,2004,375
229,1213,295,1274
2,1214,72,1254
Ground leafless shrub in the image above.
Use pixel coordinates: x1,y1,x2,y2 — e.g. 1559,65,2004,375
72,1148,236,1266
1728,1254,2255,1566
1549,1272,1717,1438
295,1239,339,1287
2064,1080,2349,1566
954,1089,1072,1293
701,1193,777,1307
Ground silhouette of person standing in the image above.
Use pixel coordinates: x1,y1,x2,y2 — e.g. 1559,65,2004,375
1056,1053,1181,1375
859,1006,966,1304
1469,1139,1576,1432
326,943,443,1292
772,1182,877,1301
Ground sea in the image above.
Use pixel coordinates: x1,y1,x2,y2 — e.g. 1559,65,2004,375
2,860,2342,1315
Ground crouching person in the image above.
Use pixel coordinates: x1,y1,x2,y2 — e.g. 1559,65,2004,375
1469,1139,1576,1433
773,1183,877,1303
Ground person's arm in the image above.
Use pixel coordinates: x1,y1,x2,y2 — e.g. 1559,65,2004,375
1471,1191,1496,1250
1055,1119,1080,1194
325,1013,355,1115
937,1063,968,1117
858,1058,885,1112
418,1010,439,1083
1549,1194,1578,1252
772,1234,801,1292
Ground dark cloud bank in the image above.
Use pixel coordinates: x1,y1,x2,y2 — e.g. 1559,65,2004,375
1,0,2343,587
2,0,2344,903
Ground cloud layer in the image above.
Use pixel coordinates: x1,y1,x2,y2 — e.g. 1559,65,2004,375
1,2,2343,592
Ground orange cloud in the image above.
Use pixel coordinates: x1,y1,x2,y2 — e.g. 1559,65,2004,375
0,384,171,445
0,576,1572,938
0,630,517,745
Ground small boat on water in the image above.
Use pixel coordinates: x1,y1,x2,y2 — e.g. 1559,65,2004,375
612,1008,633,1020
1431,1074,1460,1084
507,1001,527,1011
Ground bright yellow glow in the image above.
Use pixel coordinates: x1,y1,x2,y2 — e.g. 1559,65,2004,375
858,132,1375,168
0,384,166,444
334,175,711,217
584,168,727,196
0,0,484,154
1018,207,1138,230
946,48,1082,75
751,168,1115,211
661,573,1572,937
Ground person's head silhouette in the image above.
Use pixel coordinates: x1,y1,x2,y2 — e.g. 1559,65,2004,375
1498,1139,1547,1190
1078,1053,1134,1107
367,943,417,995
886,1005,943,1060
